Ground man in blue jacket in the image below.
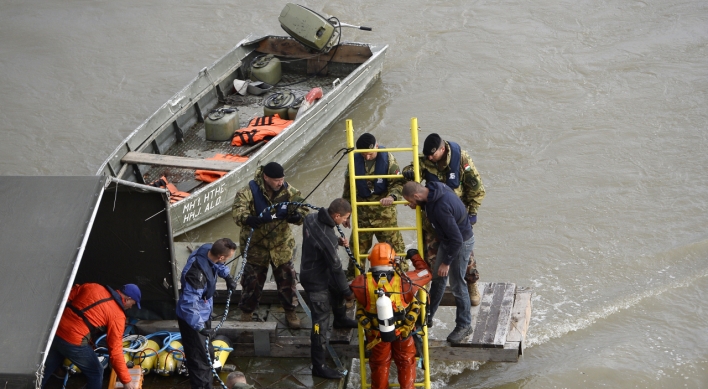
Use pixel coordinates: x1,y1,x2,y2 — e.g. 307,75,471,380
402,181,474,343
176,238,239,389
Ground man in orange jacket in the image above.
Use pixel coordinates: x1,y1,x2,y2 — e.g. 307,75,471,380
41,283,141,389
350,243,432,389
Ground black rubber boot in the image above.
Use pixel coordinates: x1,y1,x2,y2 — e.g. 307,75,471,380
311,344,342,379
332,305,358,329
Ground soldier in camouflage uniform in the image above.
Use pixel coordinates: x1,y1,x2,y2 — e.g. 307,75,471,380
232,162,309,328
343,133,407,280
403,133,485,305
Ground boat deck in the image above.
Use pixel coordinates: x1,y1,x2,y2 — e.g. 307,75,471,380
142,73,340,191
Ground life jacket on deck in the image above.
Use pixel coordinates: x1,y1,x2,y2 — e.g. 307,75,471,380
231,114,293,147
194,154,249,183
150,176,190,203
424,140,462,189
353,149,389,198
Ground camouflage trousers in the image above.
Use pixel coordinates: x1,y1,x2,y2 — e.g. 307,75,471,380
423,229,479,283
239,261,298,313
347,228,408,280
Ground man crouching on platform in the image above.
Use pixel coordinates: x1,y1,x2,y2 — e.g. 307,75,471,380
349,243,432,389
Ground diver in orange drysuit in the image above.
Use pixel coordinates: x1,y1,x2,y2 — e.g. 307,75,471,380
350,243,432,389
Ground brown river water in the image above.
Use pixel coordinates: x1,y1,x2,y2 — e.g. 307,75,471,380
2,0,707,387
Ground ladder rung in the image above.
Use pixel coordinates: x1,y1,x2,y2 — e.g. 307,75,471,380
354,200,409,206
358,226,418,232
352,147,414,153
352,174,404,180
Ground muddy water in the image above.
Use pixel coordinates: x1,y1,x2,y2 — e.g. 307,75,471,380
2,0,707,387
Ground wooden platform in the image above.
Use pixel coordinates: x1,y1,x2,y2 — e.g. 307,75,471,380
138,283,531,363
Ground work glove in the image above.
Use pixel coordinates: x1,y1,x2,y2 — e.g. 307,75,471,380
406,248,420,260
224,276,238,292
468,214,477,226
199,327,215,339
245,216,264,229
402,170,415,181
286,213,302,224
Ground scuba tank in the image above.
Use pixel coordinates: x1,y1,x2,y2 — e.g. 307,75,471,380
250,54,282,85
211,335,233,370
131,339,161,374
155,340,184,376
375,289,397,342
263,91,295,118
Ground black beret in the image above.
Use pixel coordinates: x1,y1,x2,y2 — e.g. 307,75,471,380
262,162,284,178
356,133,377,149
423,133,443,156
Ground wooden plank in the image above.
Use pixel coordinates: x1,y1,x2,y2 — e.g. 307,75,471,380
212,282,309,305
255,37,373,64
492,283,517,347
470,283,495,344
121,151,243,171
505,288,533,354
481,283,507,346
135,320,278,343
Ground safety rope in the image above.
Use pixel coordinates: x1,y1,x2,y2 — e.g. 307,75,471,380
224,147,354,269
205,288,233,389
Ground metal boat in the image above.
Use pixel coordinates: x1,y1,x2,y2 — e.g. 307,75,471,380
97,34,387,236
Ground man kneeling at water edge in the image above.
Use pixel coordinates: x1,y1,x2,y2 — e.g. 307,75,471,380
402,181,474,343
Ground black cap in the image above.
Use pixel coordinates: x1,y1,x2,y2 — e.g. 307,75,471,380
423,133,443,156
262,162,284,178
356,133,377,149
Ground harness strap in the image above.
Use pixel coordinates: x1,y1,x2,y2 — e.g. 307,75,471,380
66,296,114,336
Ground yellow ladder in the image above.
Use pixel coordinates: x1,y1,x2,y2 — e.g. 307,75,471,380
345,118,431,389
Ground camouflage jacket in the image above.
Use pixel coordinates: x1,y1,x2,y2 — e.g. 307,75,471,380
232,166,309,267
342,152,404,225
404,141,485,215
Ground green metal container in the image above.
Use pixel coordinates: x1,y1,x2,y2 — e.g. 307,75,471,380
205,108,239,141
264,91,295,119
288,96,303,120
250,54,282,85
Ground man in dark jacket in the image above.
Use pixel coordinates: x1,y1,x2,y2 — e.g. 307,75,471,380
402,181,474,343
300,198,358,379
176,238,238,389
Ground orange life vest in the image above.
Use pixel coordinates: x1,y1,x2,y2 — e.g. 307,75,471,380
230,114,292,147
150,176,190,203
194,154,249,183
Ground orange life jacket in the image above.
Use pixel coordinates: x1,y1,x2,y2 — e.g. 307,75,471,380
194,154,249,183
231,114,292,147
150,176,190,203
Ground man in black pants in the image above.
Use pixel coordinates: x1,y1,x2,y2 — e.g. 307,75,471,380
300,198,358,379
176,238,239,389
